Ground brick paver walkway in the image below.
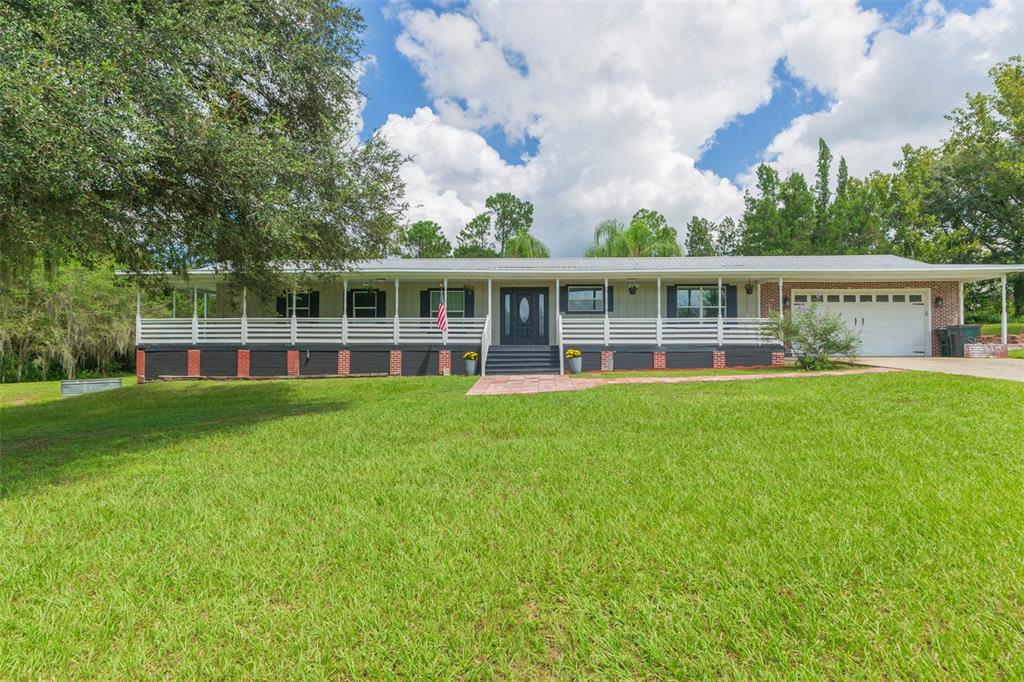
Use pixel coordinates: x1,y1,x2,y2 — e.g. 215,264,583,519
466,367,899,396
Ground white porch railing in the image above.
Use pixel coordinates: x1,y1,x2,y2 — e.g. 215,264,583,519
560,317,773,345
138,316,486,345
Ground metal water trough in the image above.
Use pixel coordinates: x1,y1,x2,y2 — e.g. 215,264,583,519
60,378,122,397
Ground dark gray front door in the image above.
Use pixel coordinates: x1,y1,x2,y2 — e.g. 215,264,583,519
500,288,548,345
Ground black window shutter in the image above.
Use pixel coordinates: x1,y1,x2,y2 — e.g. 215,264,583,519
725,285,737,318
375,291,387,318
464,288,475,317
667,286,677,318
607,286,614,312
559,286,568,313
345,290,354,317
276,295,287,317
309,291,320,318
420,290,430,317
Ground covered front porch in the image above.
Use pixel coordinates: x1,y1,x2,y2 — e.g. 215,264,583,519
136,277,777,350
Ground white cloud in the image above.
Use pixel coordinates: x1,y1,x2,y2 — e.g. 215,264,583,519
372,0,1024,254
757,0,1024,182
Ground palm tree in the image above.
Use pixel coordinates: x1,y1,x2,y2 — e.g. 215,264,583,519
504,231,551,257
585,210,682,257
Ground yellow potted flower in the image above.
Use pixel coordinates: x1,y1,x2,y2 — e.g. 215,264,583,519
564,348,582,374
463,351,479,375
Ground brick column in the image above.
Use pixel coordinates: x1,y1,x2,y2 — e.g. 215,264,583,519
653,351,666,370
438,350,452,375
338,350,350,376
187,349,201,377
389,350,402,376
712,351,726,369
771,352,785,368
286,349,299,377
135,350,145,384
600,350,614,371
237,349,250,378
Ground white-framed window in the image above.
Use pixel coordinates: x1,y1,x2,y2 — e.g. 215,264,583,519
676,286,722,318
289,292,312,317
430,289,465,318
352,289,378,318
567,286,604,313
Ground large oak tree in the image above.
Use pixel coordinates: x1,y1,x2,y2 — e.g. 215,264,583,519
0,0,405,291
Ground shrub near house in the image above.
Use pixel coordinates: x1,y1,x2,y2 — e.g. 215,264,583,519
763,306,861,370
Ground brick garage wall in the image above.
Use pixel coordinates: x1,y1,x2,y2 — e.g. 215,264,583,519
760,281,959,357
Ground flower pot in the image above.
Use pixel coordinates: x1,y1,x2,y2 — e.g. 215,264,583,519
465,359,477,375
567,356,582,374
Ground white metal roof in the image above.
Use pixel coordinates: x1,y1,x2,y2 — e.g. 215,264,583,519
179,255,1024,283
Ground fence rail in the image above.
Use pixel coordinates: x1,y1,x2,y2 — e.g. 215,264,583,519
560,316,773,346
139,316,486,345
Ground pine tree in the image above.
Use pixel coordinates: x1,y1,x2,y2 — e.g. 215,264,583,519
684,217,716,256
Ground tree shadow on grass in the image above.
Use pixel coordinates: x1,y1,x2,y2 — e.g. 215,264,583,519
1,380,351,498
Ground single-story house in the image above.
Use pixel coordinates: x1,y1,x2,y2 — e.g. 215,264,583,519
135,255,1022,380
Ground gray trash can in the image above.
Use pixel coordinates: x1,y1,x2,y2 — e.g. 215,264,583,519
947,324,983,357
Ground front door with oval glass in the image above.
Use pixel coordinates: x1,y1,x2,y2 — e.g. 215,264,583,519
500,287,548,345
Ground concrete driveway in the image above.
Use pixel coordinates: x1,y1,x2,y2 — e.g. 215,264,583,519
859,356,1024,382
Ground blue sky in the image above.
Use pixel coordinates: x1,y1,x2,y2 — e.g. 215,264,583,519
352,0,1019,255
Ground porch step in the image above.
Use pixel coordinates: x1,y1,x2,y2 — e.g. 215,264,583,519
485,345,560,375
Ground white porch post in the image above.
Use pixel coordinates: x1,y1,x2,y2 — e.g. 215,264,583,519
778,276,784,317
656,276,662,346
554,278,560,345
191,287,198,344
172,289,177,318
393,279,400,344
203,292,208,319
487,278,493,321
1001,274,1008,344
135,290,142,345
443,278,449,345
959,281,965,325
290,290,297,345
342,280,348,345
603,277,610,346
716,276,724,346
240,286,248,345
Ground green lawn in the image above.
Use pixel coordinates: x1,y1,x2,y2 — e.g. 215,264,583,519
980,322,1023,335
573,364,859,379
1009,348,1024,359
0,375,135,407
3,374,1024,677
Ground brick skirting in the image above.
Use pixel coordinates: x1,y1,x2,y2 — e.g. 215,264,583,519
653,351,666,369
438,350,452,375
237,349,250,377
389,350,402,376
136,350,146,384
286,350,300,376
712,351,726,369
187,349,201,377
338,349,351,376
600,351,614,371
771,352,785,367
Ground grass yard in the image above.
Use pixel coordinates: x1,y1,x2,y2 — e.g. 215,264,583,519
980,322,1023,335
3,373,1024,677
0,375,135,408
573,364,859,379
1009,348,1024,359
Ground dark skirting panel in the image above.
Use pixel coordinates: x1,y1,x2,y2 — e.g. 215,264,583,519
614,351,654,370
350,350,390,375
402,350,438,376
200,350,237,377
250,350,288,377
300,350,340,376
145,350,187,379
449,346,481,375
665,350,714,369
581,351,602,372
725,348,773,367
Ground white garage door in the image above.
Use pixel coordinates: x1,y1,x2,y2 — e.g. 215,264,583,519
793,291,928,356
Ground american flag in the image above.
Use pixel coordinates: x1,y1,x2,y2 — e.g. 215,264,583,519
436,291,448,332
